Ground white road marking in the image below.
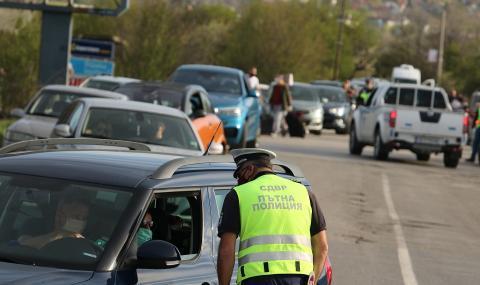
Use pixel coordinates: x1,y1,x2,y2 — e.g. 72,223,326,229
382,173,419,285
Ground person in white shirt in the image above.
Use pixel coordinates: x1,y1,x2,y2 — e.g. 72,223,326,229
248,67,259,91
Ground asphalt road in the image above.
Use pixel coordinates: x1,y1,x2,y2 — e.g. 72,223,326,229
258,131,480,285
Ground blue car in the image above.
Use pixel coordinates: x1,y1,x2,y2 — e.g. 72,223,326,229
170,64,261,148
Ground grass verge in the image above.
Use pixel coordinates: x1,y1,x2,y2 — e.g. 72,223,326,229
0,119,14,143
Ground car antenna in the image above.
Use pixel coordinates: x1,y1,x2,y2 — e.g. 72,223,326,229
203,121,223,156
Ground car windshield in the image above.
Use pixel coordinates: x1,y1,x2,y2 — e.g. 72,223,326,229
115,85,183,109
84,80,120,91
313,87,347,103
27,90,91,118
0,173,133,270
291,86,320,103
171,69,242,96
81,108,201,151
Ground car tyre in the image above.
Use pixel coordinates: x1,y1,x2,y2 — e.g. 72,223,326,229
349,124,363,155
311,129,322,135
373,130,389,160
444,151,460,168
416,153,431,161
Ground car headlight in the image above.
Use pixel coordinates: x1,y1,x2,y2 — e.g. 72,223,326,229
214,107,241,117
5,130,36,142
330,107,345,116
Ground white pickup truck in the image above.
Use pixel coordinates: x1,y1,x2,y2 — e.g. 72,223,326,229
349,83,467,168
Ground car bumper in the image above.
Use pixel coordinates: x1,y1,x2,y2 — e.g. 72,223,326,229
386,132,463,153
323,113,347,130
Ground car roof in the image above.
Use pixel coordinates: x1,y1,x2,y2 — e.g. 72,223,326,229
120,81,205,95
306,83,344,92
86,76,140,84
0,150,183,188
76,98,188,118
41,85,128,99
0,149,307,190
380,82,445,91
177,64,243,75
310,80,342,86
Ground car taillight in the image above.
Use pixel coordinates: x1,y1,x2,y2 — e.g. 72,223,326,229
389,110,397,128
463,113,469,134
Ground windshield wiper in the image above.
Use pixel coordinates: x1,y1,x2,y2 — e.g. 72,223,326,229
28,112,58,118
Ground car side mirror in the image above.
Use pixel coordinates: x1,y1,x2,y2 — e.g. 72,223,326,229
207,141,224,155
137,240,181,269
10,108,25,118
54,124,72,137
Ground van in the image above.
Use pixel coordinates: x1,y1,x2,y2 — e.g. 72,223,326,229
391,64,421,84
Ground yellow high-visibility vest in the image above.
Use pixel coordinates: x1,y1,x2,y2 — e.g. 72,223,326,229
233,174,313,283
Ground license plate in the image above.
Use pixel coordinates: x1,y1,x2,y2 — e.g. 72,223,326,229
415,136,440,145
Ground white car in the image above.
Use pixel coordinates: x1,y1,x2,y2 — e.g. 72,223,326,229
3,85,127,146
350,82,466,168
80,75,140,91
52,98,205,156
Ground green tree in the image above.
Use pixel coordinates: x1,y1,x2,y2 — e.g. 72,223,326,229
0,15,40,116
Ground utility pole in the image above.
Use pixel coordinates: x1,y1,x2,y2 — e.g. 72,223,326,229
436,6,446,85
332,0,346,80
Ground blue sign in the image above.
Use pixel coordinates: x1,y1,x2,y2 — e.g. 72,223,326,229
70,56,115,77
71,39,115,60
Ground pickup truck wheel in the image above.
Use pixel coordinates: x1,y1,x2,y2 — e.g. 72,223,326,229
349,125,363,155
416,153,431,161
444,151,460,168
374,131,389,160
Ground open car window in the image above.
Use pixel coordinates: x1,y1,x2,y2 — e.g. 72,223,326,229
145,191,202,260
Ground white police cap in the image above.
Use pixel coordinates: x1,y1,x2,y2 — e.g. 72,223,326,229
230,148,277,168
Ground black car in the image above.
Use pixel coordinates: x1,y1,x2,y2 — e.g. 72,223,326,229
0,138,332,285
310,85,353,134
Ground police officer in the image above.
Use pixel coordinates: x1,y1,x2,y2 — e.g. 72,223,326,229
357,78,374,106
217,148,328,285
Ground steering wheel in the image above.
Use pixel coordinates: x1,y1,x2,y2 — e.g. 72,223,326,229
40,237,103,259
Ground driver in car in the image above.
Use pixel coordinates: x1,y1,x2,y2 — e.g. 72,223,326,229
17,197,89,249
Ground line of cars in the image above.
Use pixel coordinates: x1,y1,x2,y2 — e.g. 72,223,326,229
261,81,354,137
3,64,263,154
0,64,333,284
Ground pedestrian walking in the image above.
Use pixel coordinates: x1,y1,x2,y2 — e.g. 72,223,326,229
217,148,328,285
269,76,292,136
466,103,480,163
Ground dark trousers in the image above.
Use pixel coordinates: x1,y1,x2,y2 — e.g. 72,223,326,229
470,128,480,161
241,274,308,285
